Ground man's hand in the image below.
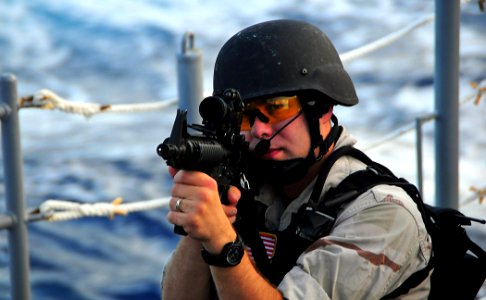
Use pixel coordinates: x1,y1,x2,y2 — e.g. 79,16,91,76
167,167,241,253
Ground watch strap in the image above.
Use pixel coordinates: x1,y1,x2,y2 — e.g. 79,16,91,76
201,234,244,267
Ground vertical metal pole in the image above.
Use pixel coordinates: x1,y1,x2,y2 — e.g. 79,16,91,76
434,0,460,209
0,73,31,300
415,118,424,196
177,32,204,125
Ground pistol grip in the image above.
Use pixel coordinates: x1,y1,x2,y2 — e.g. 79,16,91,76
174,225,187,236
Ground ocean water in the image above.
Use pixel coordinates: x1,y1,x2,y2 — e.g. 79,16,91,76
1,0,485,299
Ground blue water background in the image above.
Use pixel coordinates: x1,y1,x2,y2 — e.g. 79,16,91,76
1,0,485,299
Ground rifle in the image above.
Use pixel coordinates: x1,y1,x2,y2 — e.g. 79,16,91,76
157,89,250,235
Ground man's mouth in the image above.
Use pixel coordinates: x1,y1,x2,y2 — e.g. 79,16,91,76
262,148,282,159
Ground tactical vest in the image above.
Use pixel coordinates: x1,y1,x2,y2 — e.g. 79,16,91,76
234,145,365,285
234,146,486,299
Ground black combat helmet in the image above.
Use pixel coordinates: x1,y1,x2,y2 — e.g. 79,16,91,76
213,19,357,184
213,19,358,106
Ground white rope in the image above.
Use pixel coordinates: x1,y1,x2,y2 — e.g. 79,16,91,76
361,114,435,151
340,14,434,63
38,197,170,222
32,182,485,223
29,78,484,223
361,122,416,151
19,89,177,117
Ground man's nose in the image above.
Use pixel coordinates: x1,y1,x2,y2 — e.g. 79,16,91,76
250,117,273,139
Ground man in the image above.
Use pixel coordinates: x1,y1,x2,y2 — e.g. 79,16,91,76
162,19,432,299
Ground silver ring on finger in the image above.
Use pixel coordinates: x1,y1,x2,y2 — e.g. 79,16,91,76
175,198,183,212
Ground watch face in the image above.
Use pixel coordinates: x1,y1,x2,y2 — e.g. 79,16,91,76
226,245,243,265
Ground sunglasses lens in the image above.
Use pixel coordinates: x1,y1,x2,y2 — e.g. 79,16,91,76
241,117,252,131
241,96,301,130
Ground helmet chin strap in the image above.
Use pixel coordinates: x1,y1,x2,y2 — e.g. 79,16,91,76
314,114,341,161
289,113,341,182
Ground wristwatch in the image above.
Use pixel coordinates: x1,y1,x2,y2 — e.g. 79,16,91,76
201,234,244,267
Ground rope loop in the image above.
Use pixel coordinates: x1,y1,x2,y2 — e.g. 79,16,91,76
36,197,170,222
19,89,177,117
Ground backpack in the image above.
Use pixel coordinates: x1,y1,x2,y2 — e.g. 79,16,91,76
296,145,486,299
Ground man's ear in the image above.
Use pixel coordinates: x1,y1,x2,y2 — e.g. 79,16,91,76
320,105,334,122
318,105,334,137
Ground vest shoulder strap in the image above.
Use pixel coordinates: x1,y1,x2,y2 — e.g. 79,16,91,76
298,145,408,240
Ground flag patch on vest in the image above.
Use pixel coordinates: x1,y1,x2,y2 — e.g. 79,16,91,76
246,232,277,261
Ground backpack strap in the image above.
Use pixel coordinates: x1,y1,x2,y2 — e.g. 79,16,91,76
308,145,374,205
234,190,272,275
296,146,368,240
297,145,410,240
